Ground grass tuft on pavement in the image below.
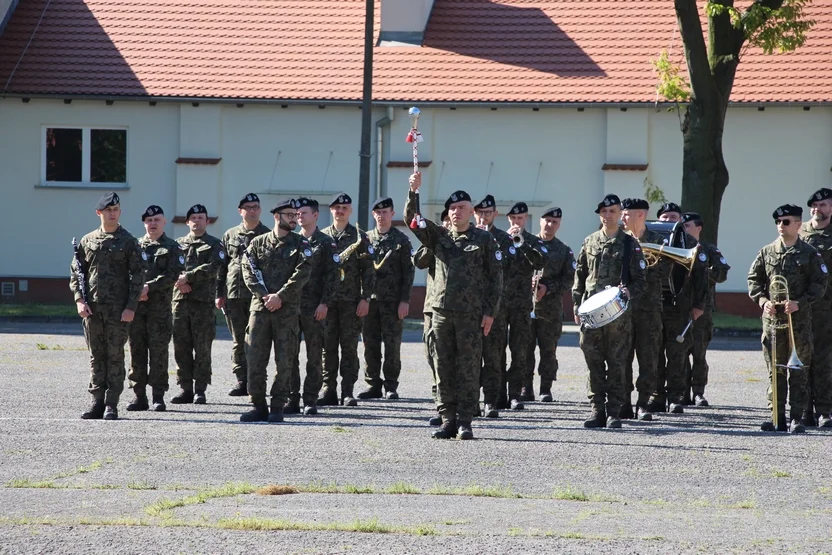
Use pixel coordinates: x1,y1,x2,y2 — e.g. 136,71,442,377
385,482,422,495
145,482,256,516
215,516,436,535
256,485,299,496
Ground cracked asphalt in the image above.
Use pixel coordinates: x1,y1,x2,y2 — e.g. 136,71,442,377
0,321,830,554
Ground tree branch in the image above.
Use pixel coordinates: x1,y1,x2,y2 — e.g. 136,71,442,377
674,0,714,103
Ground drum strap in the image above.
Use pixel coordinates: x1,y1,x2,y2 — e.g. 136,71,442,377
620,234,633,288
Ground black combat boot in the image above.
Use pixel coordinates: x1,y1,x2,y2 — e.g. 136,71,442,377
606,415,622,429
635,403,653,421
818,413,832,428
428,414,443,426
789,419,806,434
81,400,105,420
356,385,383,400
228,380,248,397
170,387,194,404
510,398,525,411
619,403,635,420
268,399,285,423
539,382,554,403
384,388,399,400
284,398,301,414
126,388,149,411
303,401,318,416
520,385,535,402
483,403,499,418
151,390,166,412
341,386,358,407
457,421,474,440
103,404,119,420
694,394,710,407
647,396,667,413
802,408,817,427
583,408,606,428
761,411,787,432
193,389,207,405
682,388,694,406
240,402,269,422
668,401,684,414
317,387,338,406
431,419,458,439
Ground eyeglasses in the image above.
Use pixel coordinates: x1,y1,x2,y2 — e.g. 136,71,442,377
277,212,299,219
240,205,261,211
775,219,794,226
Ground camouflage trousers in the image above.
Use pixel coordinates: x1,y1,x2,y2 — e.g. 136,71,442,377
432,308,482,422
362,300,404,391
224,298,252,383
689,310,713,396
809,306,832,414
525,315,562,390
762,316,811,415
505,309,532,398
290,307,325,405
172,300,216,390
625,308,661,403
323,300,362,396
481,310,506,406
655,306,691,405
423,312,438,401
579,314,630,415
246,308,300,405
83,303,129,405
128,301,172,391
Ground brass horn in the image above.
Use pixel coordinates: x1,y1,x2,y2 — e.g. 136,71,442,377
639,243,698,272
769,275,804,371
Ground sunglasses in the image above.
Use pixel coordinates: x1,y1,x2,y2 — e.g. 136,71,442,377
775,219,795,226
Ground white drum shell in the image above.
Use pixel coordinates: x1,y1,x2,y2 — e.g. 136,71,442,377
577,287,629,329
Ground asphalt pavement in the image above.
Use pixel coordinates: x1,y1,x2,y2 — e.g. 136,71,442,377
0,322,829,554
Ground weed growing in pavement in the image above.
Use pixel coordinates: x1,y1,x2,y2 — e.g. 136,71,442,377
385,482,421,494
256,485,299,496
771,469,792,478
331,426,351,433
215,516,436,535
5,479,61,488
35,343,64,351
727,500,756,509
127,481,157,491
53,458,113,480
145,482,256,516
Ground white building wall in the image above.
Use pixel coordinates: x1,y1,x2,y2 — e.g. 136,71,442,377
2,98,831,296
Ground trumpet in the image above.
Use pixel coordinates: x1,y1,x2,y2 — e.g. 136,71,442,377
639,243,698,271
511,232,525,248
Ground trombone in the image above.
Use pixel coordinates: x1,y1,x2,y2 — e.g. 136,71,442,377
767,275,805,429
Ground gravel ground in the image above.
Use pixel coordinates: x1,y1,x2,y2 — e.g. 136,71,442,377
0,322,830,554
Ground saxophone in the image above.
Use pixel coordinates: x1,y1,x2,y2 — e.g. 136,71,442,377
336,226,365,282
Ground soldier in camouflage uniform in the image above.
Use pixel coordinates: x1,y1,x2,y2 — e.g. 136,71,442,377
502,202,547,406
527,207,575,403
798,188,832,428
572,194,647,429
650,202,708,415
292,197,339,415
749,203,827,433
71,192,145,421
358,197,415,400
473,195,510,415
127,205,183,413
682,212,730,407
172,204,225,405
407,173,502,440
620,198,671,421
217,193,270,397
319,193,376,407
240,199,312,422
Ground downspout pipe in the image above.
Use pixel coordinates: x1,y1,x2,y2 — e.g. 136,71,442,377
375,111,392,202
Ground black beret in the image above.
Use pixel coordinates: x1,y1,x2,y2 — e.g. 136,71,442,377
542,207,562,219
95,192,120,211
509,202,528,215
270,198,297,214
141,205,164,221
238,193,260,208
772,204,802,220
372,197,394,211
445,190,472,209
440,209,449,221
595,194,621,214
681,212,702,224
296,197,318,210
330,192,352,207
621,198,649,211
474,195,496,210
186,204,208,219
657,202,682,218
808,188,832,207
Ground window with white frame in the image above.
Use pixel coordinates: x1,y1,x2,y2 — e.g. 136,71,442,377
43,127,127,185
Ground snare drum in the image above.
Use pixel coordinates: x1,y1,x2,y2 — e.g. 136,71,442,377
577,287,629,329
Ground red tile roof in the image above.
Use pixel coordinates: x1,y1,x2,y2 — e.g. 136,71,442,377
0,0,830,103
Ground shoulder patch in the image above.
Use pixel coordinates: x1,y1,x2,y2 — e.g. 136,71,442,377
698,252,707,262
508,246,516,255
218,250,225,260
495,251,503,261
639,259,647,270
304,248,312,257
179,255,185,265
541,246,548,253
719,256,726,264
572,260,577,270
822,263,828,274
367,246,375,255
333,254,341,263
141,251,148,261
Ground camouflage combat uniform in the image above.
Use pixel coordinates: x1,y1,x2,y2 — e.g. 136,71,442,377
625,229,671,409
526,236,575,396
217,222,271,385
405,191,503,424
291,228,339,407
798,222,832,419
413,245,438,399
70,225,145,405
688,241,730,398
243,230,312,407
362,226,415,393
320,223,376,401
173,231,224,392
128,233,183,392
573,229,647,417
748,238,827,420
481,225,510,408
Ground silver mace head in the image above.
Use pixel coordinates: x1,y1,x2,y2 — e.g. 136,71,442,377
408,106,420,128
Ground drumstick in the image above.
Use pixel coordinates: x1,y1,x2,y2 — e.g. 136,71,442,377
676,318,693,343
